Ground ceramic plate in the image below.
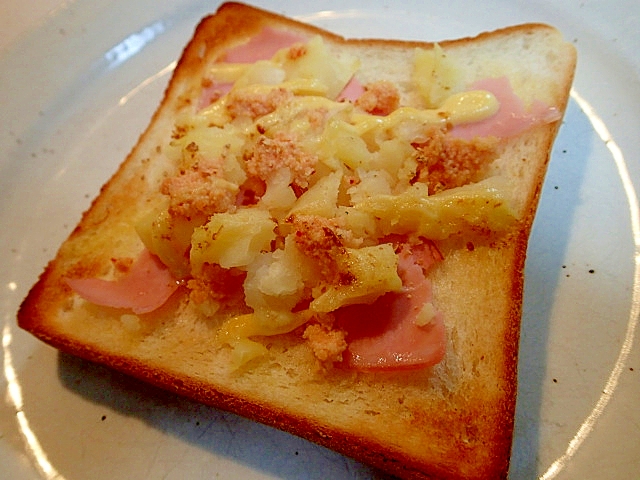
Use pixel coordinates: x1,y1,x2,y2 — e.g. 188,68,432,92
1,1,639,478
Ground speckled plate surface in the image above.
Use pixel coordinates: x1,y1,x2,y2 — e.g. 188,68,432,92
1,1,639,478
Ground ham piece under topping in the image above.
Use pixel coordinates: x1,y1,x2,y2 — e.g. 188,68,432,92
337,76,365,103
199,28,307,109
65,249,179,314
199,81,234,109
335,242,446,371
450,76,561,140
222,27,307,64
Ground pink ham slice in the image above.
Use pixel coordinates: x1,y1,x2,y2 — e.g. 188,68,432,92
337,76,365,103
198,81,234,109
199,28,308,109
450,76,561,140
336,243,446,371
223,27,307,63
336,76,559,139
66,249,179,314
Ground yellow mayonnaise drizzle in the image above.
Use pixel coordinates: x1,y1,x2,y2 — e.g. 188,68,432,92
143,34,518,370
351,90,499,135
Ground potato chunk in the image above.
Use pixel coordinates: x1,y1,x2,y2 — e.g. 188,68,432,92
288,170,342,218
354,176,517,239
277,35,358,99
191,208,276,270
413,44,460,108
243,236,312,314
310,243,402,313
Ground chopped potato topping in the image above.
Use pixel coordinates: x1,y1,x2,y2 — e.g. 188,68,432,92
135,34,518,369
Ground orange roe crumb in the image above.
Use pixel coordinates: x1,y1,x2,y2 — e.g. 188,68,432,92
355,81,400,116
412,128,498,194
303,323,347,364
227,87,293,120
245,133,317,189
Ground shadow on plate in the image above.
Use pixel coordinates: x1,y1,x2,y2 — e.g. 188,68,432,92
510,97,592,478
56,351,391,480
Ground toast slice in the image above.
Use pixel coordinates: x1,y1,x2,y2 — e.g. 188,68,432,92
18,3,576,479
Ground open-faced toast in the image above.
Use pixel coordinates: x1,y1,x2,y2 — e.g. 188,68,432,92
18,3,577,479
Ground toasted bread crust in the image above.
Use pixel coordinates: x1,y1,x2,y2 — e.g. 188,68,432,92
18,3,576,479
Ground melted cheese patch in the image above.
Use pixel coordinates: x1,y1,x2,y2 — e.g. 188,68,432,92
137,34,524,370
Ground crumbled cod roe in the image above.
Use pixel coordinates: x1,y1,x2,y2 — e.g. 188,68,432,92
136,34,516,370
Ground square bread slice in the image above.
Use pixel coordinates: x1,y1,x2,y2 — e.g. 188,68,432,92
18,3,576,479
